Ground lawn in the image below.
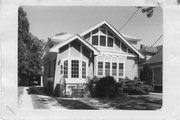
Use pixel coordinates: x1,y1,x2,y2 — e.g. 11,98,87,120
24,86,162,110
55,94,162,110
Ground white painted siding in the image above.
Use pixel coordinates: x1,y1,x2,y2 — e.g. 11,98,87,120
125,57,138,80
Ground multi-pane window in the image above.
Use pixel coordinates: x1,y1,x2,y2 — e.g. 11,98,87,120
100,28,106,34
107,37,113,47
105,62,110,76
64,60,68,78
112,63,117,76
98,62,103,75
92,36,98,45
100,36,106,46
119,63,124,76
108,31,113,37
82,61,86,78
71,60,79,78
91,28,115,47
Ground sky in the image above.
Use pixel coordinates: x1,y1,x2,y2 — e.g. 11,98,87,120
23,6,163,49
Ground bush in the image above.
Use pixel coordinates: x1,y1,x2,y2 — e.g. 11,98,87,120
95,76,118,98
122,80,152,95
141,64,153,86
86,76,100,97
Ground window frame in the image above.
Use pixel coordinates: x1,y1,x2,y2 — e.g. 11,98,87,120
107,36,114,47
71,60,79,78
100,35,106,46
97,61,104,76
118,63,124,77
82,61,86,78
96,60,125,78
105,62,110,76
63,60,68,78
112,62,117,76
92,35,99,46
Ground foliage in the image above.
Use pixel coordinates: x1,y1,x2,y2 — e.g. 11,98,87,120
141,64,153,86
18,7,44,86
121,80,152,95
138,7,155,18
95,76,118,98
86,76,99,97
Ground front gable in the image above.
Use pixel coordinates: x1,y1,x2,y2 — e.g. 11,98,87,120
50,34,99,55
80,21,144,59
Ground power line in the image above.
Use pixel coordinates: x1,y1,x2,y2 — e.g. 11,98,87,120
119,8,140,31
147,34,163,50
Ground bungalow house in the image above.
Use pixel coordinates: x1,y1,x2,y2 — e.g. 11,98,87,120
139,45,163,92
42,20,145,97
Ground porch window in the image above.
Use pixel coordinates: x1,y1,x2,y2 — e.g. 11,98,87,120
92,36,98,45
107,37,113,47
100,35,106,46
98,62,103,76
64,60,68,78
82,61,86,78
112,63,117,76
119,63,124,76
71,60,79,78
105,62,110,76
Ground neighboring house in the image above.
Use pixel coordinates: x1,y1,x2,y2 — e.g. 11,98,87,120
139,45,163,92
139,45,158,61
42,20,145,97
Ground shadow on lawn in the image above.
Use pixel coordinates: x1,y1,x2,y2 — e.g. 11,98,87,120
56,99,97,110
98,96,162,110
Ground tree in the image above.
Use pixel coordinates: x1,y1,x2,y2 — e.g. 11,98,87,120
138,7,155,18
141,64,153,86
18,7,43,86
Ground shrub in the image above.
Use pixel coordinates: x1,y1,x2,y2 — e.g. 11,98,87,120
95,76,118,98
122,80,152,95
86,76,100,97
141,64,153,86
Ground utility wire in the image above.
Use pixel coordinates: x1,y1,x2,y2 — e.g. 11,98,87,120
147,34,163,50
119,8,140,31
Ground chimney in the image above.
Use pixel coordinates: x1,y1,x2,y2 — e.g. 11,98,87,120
140,44,145,49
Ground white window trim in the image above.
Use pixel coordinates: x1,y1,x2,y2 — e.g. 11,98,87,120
96,55,125,79
97,61,104,76
61,57,88,81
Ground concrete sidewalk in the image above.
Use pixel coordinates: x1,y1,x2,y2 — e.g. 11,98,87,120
20,86,67,109
21,87,34,109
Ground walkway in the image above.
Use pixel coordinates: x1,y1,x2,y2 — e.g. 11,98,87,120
18,86,66,109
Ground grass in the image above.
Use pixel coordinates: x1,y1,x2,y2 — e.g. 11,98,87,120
24,86,162,110
55,98,96,109
55,94,162,110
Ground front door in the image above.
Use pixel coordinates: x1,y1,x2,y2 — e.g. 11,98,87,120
61,59,87,82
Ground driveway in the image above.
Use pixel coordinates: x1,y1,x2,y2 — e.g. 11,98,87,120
18,86,67,109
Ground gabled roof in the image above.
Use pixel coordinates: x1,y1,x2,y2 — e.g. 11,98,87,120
80,20,144,59
139,46,158,54
121,33,142,42
50,34,100,55
51,33,74,43
141,45,162,65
